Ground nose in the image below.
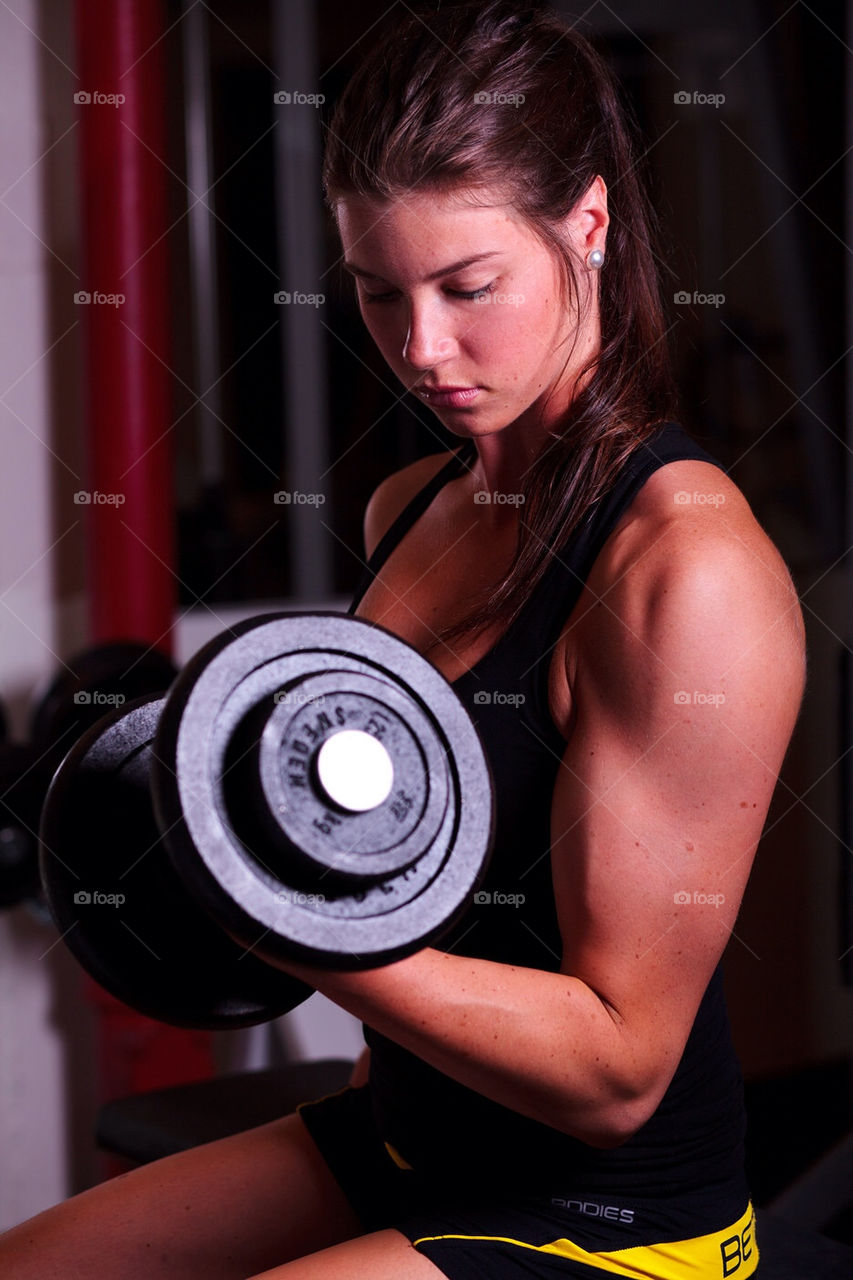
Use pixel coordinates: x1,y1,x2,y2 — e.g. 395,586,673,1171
402,299,456,371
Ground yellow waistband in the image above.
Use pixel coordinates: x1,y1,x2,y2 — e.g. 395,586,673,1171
414,1199,758,1279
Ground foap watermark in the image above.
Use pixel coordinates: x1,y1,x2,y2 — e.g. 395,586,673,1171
274,490,326,506
273,90,325,106
73,690,126,708
674,490,726,507
674,290,725,308
273,690,326,708
74,291,125,308
473,890,526,907
474,490,525,506
74,90,125,108
674,889,726,908
73,889,126,907
472,691,525,707
474,290,525,307
473,90,525,107
73,490,126,506
274,290,325,307
674,690,726,708
275,890,326,907
673,90,725,109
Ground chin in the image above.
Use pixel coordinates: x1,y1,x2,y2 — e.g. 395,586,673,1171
432,409,517,437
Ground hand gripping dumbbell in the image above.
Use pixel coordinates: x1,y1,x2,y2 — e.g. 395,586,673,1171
38,614,495,1029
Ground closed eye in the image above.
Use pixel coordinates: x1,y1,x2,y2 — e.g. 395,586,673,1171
361,282,498,304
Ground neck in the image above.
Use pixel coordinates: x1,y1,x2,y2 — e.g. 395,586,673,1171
471,428,542,506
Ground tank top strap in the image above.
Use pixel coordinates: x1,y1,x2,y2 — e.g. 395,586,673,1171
348,424,724,636
348,441,476,614
507,421,726,662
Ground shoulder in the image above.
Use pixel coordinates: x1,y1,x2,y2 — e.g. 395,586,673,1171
583,454,801,621
610,455,800,611
363,451,457,558
568,455,806,724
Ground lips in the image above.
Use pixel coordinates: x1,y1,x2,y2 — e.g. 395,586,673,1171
416,385,480,408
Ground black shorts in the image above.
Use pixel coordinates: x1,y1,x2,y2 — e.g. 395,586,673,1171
297,1084,759,1279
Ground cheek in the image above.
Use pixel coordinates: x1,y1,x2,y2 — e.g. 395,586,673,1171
482,295,565,374
356,291,566,380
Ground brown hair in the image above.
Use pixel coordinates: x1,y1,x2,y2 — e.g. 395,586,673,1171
322,0,679,645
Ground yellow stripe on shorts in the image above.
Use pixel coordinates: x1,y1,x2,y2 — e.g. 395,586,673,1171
384,1140,415,1169
414,1200,758,1278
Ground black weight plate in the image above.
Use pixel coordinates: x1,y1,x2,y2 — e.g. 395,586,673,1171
31,641,178,766
39,695,312,1029
255,668,450,880
151,613,494,970
0,742,52,908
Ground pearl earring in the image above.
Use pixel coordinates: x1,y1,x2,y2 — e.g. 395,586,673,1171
586,248,605,270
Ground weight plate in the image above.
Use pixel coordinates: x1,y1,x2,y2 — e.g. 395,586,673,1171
31,641,178,766
39,695,312,1029
255,668,450,880
151,613,494,970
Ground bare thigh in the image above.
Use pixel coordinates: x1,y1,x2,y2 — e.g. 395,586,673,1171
249,1229,447,1279
0,1111,364,1280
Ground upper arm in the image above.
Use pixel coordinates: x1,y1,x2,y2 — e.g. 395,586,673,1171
363,453,451,559
550,507,805,1113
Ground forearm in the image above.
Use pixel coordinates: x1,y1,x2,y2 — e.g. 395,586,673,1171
286,948,649,1147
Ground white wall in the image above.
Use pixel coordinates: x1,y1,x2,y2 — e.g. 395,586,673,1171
0,0,82,1230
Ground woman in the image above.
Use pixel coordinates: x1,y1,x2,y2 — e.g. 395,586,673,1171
0,2,804,1277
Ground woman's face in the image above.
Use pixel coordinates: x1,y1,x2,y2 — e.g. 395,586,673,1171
336,187,600,443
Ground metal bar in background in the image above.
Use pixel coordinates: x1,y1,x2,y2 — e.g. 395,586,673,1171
840,646,851,986
271,0,333,600
74,0,214,1150
181,0,224,490
77,0,177,647
840,0,845,988
730,2,841,563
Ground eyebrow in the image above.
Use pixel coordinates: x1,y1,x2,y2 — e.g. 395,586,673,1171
342,251,503,284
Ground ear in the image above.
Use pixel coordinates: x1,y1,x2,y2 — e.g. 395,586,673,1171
561,175,609,260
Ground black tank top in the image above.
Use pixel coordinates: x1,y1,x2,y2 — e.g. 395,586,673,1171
348,422,749,1213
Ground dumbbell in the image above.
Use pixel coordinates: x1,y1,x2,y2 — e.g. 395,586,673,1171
30,639,179,767
39,613,494,1029
0,642,180,912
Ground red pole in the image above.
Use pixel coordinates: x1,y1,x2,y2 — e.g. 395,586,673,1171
74,0,214,1128
76,0,175,648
